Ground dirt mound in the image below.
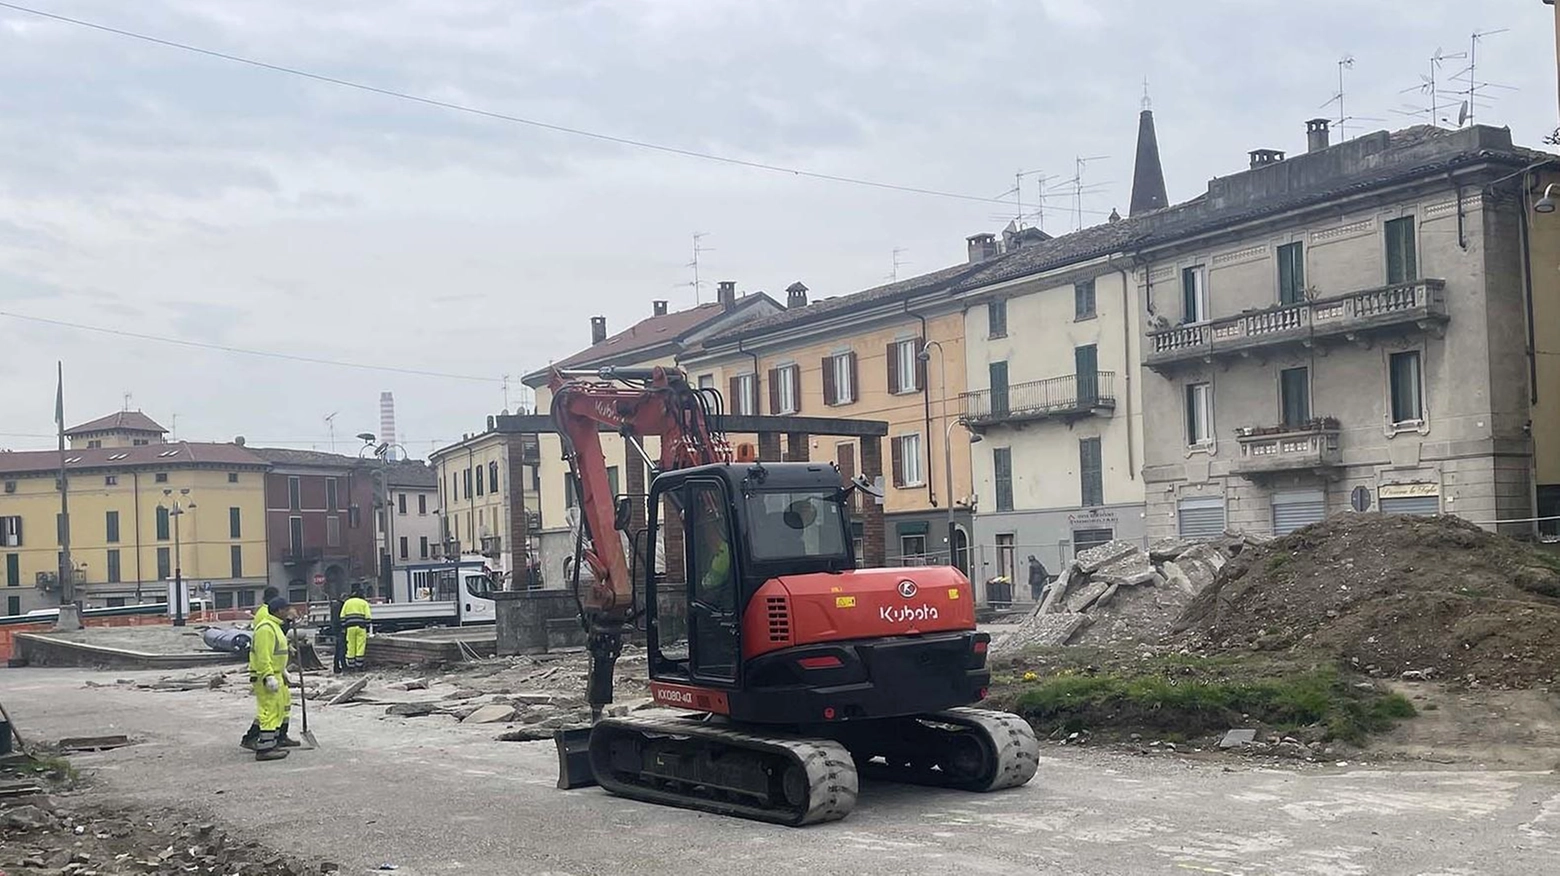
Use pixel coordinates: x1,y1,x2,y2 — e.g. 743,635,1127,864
1175,513,1560,688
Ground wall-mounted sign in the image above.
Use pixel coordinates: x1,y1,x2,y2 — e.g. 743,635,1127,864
1379,482,1439,499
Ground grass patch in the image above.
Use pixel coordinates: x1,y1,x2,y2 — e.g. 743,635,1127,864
991,651,1415,745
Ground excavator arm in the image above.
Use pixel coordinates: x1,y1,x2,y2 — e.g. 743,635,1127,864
548,365,731,717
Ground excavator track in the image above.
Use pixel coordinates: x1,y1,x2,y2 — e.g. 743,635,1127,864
587,715,859,826
838,707,1040,793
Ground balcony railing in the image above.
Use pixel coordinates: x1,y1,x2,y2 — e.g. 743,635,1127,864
282,547,324,565
960,371,1116,426
1233,418,1342,477
1147,279,1447,369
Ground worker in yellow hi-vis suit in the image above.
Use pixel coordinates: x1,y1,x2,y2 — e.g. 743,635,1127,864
240,586,283,751
339,587,372,672
249,597,295,761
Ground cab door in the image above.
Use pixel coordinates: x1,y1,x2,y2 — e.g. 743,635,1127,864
685,479,740,684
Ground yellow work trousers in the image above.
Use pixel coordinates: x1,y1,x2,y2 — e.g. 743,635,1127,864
346,627,367,660
251,675,292,732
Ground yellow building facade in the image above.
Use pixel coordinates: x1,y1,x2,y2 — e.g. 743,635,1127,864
0,413,271,613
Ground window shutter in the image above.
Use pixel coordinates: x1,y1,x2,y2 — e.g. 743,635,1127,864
728,376,742,414
768,369,781,414
848,353,859,403
822,356,836,405
913,337,926,391
890,437,905,487
886,343,900,394
789,365,802,413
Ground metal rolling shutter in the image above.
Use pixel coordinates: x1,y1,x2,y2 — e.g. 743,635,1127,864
1177,497,1226,539
1380,495,1440,516
1272,489,1327,535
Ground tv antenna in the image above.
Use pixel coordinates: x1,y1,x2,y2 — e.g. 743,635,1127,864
888,248,910,282
122,391,132,412
324,412,338,451
1069,156,1109,231
1451,29,1515,127
1321,55,1383,140
683,232,713,304
1397,46,1466,127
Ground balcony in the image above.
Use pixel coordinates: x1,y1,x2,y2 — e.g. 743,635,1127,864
282,547,324,566
961,372,1116,428
1146,279,1447,371
1233,418,1342,478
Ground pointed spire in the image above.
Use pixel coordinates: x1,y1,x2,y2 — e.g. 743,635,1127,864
1129,91,1167,216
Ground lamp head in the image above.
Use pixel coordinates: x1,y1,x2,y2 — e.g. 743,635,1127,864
1536,183,1558,214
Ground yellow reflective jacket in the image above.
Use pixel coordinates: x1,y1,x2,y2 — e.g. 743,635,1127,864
249,614,288,680
340,597,372,628
252,603,270,628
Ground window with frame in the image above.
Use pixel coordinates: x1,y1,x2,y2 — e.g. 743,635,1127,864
698,374,715,390
237,589,256,608
888,338,923,394
900,534,927,560
104,475,117,487
1280,367,1310,428
1079,437,1103,507
155,472,168,483
489,461,499,494
105,510,119,543
1385,216,1417,284
419,536,429,559
229,506,242,539
215,590,234,610
399,536,409,560
155,506,170,541
823,352,856,406
106,549,121,583
1181,265,1207,323
156,547,171,580
5,553,18,586
993,447,1014,512
892,433,923,487
289,476,302,510
288,516,303,555
1389,350,1423,425
1277,241,1306,305
87,439,101,449
418,493,427,515
988,300,1008,338
1186,383,1212,446
464,468,473,498
326,515,342,547
996,533,1016,581
0,517,20,547
228,472,239,484
771,364,800,414
729,373,757,416
476,469,485,496
1075,278,1097,320
398,493,407,514
230,545,243,578
6,595,17,615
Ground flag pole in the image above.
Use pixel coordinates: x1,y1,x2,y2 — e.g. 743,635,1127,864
56,361,75,607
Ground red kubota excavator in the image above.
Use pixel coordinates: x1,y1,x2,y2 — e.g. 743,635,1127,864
549,365,1037,825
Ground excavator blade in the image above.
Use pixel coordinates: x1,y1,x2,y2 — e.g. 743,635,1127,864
554,727,597,790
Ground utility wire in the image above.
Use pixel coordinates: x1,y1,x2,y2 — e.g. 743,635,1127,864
0,310,498,383
0,2,1013,207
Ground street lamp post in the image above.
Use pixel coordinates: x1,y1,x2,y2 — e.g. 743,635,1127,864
360,434,407,601
918,340,966,571
163,488,194,627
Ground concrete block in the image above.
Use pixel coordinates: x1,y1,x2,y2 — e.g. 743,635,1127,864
1076,540,1140,574
1149,538,1193,562
1065,581,1112,613
384,703,437,718
1092,584,1121,608
463,704,518,724
1219,729,1257,749
327,678,368,706
513,692,555,705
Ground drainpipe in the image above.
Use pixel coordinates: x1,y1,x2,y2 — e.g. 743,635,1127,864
1449,172,1467,251
132,470,143,602
1519,182,1539,407
907,303,935,506
1114,265,1137,481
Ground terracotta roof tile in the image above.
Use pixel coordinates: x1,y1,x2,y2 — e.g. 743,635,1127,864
0,441,266,476
64,410,167,436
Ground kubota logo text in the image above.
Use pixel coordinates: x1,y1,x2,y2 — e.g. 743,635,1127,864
881,604,939,623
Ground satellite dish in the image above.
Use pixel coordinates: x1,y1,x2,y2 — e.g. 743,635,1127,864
1457,101,1470,126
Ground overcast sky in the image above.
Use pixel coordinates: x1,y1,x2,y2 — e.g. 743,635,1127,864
0,0,1554,456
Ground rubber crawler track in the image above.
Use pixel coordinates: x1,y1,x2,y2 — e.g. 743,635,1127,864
588,716,859,826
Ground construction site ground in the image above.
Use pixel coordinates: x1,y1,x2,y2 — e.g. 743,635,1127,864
5,665,1560,875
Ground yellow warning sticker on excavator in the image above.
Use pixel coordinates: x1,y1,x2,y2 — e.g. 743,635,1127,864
948,588,960,599
835,596,857,608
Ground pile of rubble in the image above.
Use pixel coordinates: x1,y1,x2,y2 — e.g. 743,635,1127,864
996,534,1267,652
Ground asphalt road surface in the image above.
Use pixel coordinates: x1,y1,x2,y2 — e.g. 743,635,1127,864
6,667,1560,875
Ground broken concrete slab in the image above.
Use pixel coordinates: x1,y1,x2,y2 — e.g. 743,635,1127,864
442,689,483,701
1160,561,1196,594
1149,538,1193,563
1093,584,1121,609
462,704,518,724
1219,729,1257,749
1038,561,1081,615
1076,540,1140,574
327,678,368,706
384,703,438,718
1064,580,1112,613
512,693,555,705
389,680,428,691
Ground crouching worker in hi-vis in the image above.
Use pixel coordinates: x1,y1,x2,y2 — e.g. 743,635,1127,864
339,587,372,671
249,597,296,762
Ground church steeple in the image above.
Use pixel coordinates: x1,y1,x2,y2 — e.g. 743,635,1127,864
1129,83,1168,216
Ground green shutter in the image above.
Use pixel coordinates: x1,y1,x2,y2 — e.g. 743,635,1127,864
993,447,1014,512
989,361,1009,416
1386,217,1417,284
1278,242,1305,304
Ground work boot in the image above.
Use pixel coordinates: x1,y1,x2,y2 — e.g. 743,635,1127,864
239,737,258,751
275,726,302,748
254,747,290,762
239,722,260,750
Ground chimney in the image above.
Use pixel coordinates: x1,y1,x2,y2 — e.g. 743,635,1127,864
785,281,808,309
1306,117,1331,153
652,300,668,316
966,233,999,264
379,391,398,461
716,280,737,311
1248,148,1285,169
590,316,607,345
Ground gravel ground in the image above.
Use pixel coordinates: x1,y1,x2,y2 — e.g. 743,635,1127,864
5,666,1560,875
